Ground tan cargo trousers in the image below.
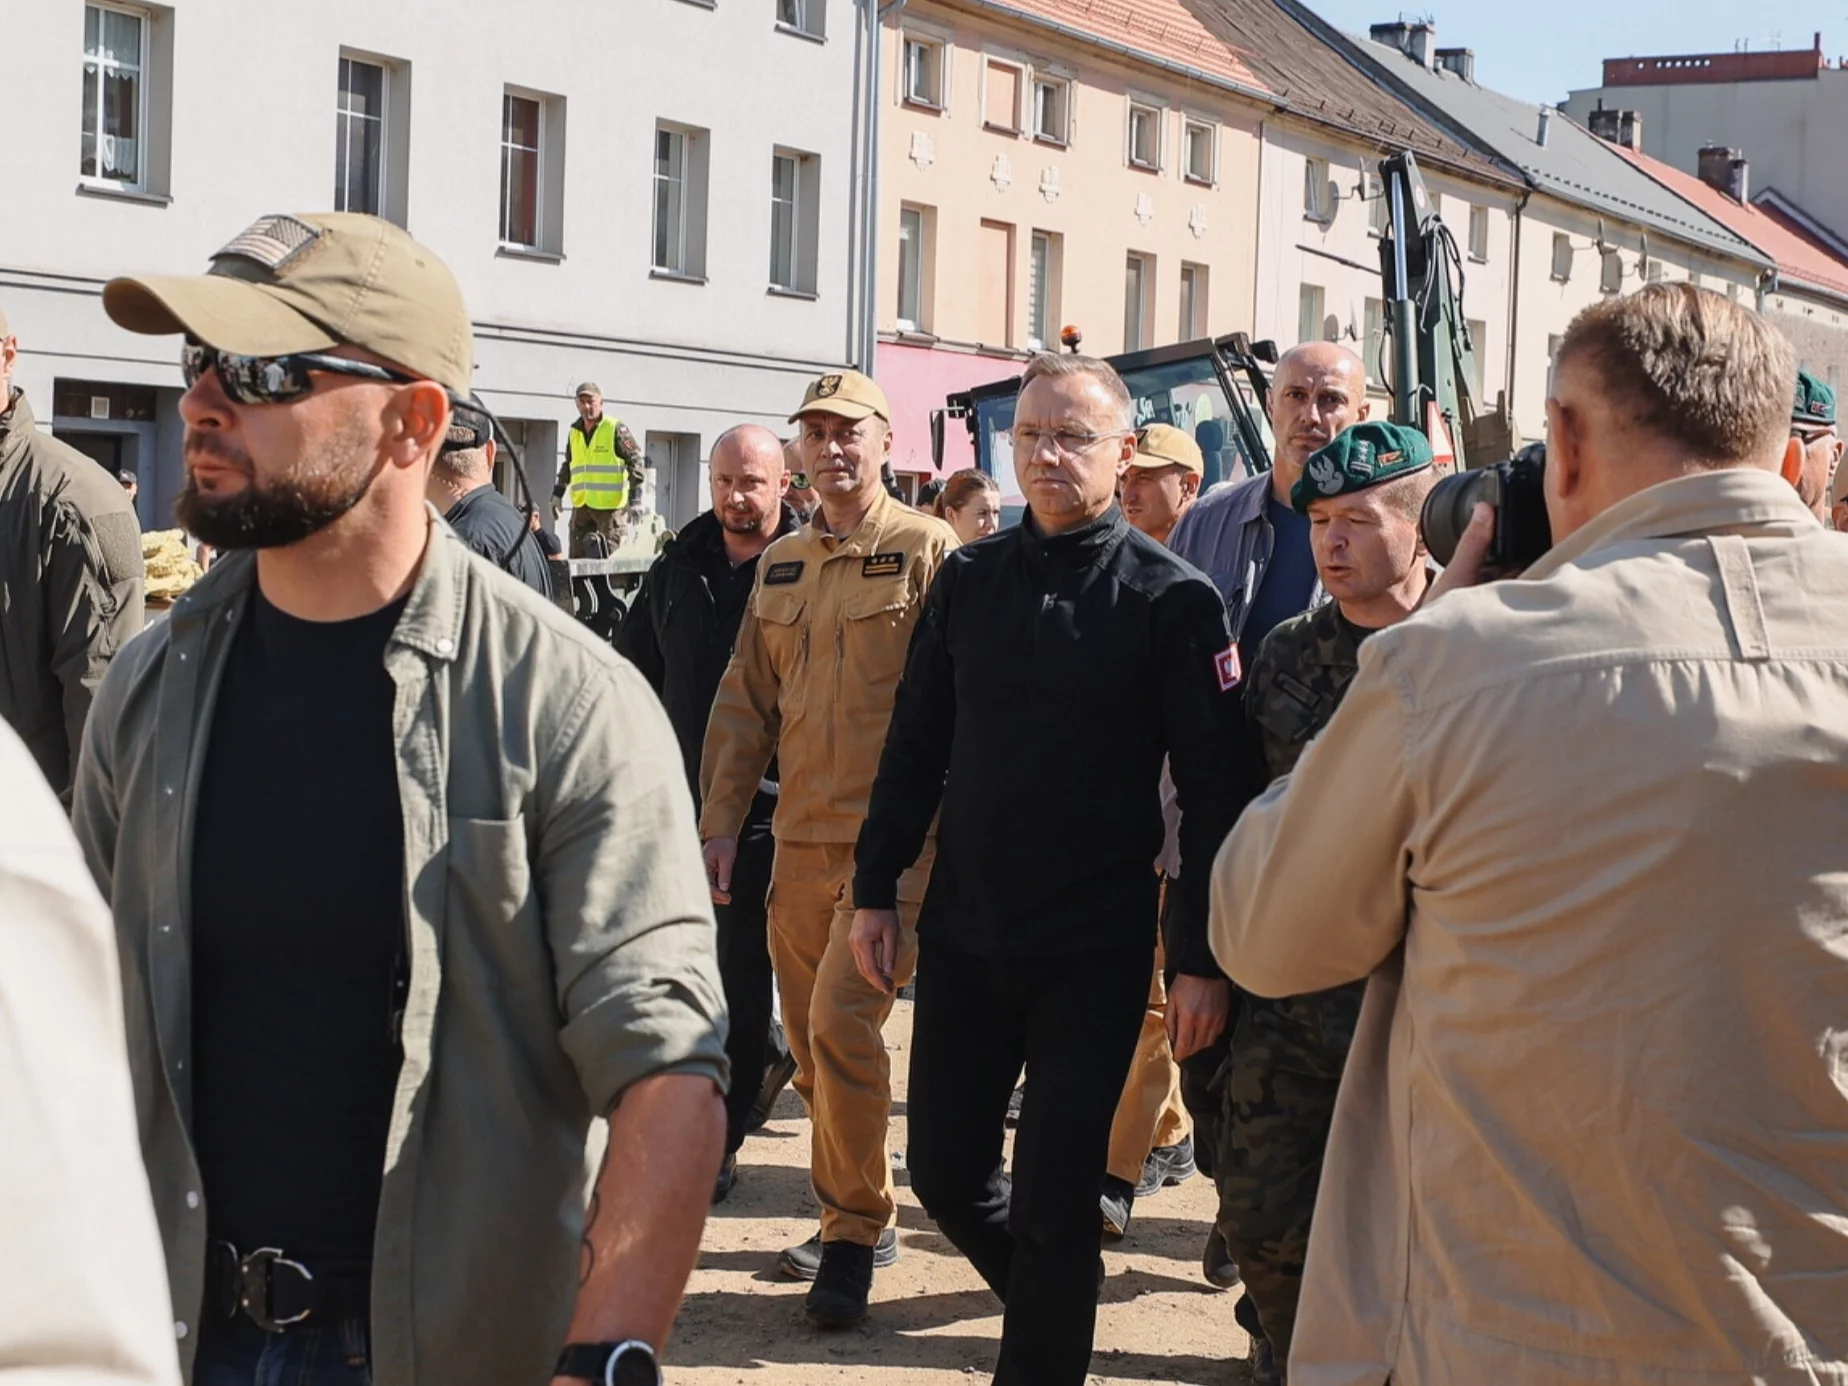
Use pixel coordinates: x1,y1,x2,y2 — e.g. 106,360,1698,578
1106,938,1191,1184
767,838,934,1246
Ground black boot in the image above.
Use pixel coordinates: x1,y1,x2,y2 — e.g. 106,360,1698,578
805,1240,876,1329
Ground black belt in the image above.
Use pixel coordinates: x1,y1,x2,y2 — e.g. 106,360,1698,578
205,1241,372,1333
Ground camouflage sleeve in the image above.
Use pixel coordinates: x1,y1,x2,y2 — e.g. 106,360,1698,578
617,423,645,507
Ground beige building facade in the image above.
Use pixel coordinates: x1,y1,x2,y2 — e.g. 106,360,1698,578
873,0,1268,473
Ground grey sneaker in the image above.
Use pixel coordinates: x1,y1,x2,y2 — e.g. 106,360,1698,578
1099,1175,1136,1240
1135,1134,1197,1198
778,1227,898,1282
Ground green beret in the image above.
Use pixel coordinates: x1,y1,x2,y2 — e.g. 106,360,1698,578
1794,368,1836,427
1292,420,1434,514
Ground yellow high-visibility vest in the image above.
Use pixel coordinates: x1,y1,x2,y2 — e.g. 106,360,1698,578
567,418,630,511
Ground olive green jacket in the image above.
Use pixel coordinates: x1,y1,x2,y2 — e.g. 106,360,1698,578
71,519,728,1386
0,389,144,801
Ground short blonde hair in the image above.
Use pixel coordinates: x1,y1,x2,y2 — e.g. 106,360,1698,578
1555,283,1795,467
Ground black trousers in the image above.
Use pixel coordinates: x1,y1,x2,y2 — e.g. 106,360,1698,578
1160,874,1240,1182
716,804,779,1154
908,936,1151,1386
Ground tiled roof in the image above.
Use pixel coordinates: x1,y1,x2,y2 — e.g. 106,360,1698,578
983,0,1273,96
1611,145,1848,300
1330,25,1770,265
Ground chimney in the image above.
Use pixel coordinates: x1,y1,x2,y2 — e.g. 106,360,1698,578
1588,106,1645,151
1697,144,1750,202
1371,19,1436,69
1435,46,1475,82
1536,107,1552,147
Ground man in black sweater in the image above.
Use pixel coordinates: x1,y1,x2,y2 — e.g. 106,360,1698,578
617,424,798,1199
850,354,1244,1385
425,419,552,598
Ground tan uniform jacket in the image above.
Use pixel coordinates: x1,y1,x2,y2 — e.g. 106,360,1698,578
1211,470,1848,1386
700,489,956,843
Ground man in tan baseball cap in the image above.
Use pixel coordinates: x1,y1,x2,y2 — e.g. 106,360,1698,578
78,212,730,1386
1120,422,1204,546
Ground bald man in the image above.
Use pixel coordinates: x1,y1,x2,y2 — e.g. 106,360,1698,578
617,425,799,1199
1159,342,1370,1309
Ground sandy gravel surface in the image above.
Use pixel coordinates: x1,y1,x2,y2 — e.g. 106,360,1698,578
670,996,1252,1384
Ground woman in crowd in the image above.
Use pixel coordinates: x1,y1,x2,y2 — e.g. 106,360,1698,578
933,468,1002,545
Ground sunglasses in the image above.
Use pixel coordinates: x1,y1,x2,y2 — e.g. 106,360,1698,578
181,339,422,405
789,472,811,489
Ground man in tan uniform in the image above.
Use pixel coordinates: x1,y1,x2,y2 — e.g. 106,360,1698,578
701,370,956,1329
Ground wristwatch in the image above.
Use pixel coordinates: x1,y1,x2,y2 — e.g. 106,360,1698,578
554,1341,661,1386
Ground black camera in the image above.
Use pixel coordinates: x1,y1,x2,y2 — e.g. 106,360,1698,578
1420,442,1552,574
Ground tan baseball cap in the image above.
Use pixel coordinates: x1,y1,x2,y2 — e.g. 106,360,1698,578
1131,423,1204,476
789,369,889,424
102,212,473,396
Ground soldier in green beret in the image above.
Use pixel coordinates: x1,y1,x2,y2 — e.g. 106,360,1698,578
1791,369,1841,524
1217,419,1440,1383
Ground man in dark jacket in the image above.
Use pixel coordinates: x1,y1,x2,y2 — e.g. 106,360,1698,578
618,423,798,1199
425,414,552,598
0,300,145,801
849,354,1244,1385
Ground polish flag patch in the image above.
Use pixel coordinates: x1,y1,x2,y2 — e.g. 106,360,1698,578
1215,644,1242,691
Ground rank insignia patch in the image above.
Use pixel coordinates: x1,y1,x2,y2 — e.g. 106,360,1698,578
862,553,904,578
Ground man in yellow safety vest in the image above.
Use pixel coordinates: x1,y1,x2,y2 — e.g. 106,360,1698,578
553,380,644,557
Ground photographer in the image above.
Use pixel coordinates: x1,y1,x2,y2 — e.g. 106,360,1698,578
1210,283,1848,1383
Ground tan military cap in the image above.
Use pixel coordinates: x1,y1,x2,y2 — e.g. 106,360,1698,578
574,381,602,399
789,369,889,424
1131,423,1204,476
102,212,473,397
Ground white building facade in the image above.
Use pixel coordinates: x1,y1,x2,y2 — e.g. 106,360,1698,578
2,0,866,531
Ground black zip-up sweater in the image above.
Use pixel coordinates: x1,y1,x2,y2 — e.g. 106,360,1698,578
854,505,1243,965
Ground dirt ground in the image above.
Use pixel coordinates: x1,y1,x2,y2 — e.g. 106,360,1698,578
671,996,1253,1384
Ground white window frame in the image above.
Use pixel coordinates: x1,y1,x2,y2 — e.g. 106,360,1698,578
901,31,949,110
1179,262,1207,339
1367,170,1388,237
1028,229,1059,350
982,53,1026,135
334,54,388,217
653,124,690,274
1303,156,1334,224
770,152,800,290
775,0,825,38
81,1,151,191
1599,246,1623,294
1181,116,1216,186
1550,231,1573,282
1298,282,1326,346
1467,204,1489,262
1031,70,1073,146
499,91,545,250
897,205,926,331
1124,251,1152,351
1127,97,1163,172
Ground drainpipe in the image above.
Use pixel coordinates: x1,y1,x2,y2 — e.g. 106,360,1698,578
844,0,868,364
1505,186,1529,439
860,0,907,373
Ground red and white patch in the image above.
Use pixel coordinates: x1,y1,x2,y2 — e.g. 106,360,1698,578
1215,644,1242,691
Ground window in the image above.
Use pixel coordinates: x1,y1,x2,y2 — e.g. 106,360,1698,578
897,205,928,331
976,221,1015,347
1727,280,1741,301
651,121,709,277
984,59,1023,134
1546,333,1564,393
1467,204,1489,261
1466,318,1487,399
335,57,386,216
500,93,543,248
904,36,945,108
1179,263,1207,339
1128,102,1161,170
81,3,148,186
1368,171,1388,237
1599,247,1623,293
770,153,798,289
1124,252,1152,351
1645,258,1663,283
1298,283,1326,346
1303,156,1333,223
1183,119,1215,185
1032,74,1071,144
775,0,825,38
1363,297,1384,383
1550,232,1573,282
1689,269,1704,288
1028,231,1061,350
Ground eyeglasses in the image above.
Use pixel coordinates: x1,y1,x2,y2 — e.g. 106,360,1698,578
1794,424,1837,446
181,340,422,405
1011,426,1129,457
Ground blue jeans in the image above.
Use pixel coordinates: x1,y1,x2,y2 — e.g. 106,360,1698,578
193,1312,371,1386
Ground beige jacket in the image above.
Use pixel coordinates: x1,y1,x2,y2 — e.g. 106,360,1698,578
72,520,727,1386
700,488,956,843
0,718,179,1386
1212,469,1848,1386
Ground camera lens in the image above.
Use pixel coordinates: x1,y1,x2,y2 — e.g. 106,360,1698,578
1420,470,1491,568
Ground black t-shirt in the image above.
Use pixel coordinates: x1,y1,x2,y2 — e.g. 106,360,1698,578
445,485,553,598
189,586,408,1263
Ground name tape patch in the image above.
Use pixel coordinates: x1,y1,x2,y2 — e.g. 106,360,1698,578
862,552,904,578
764,561,806,586
1215,645,1242,692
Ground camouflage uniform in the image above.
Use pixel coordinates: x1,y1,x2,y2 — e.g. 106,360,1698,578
1218,598,1374,1373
